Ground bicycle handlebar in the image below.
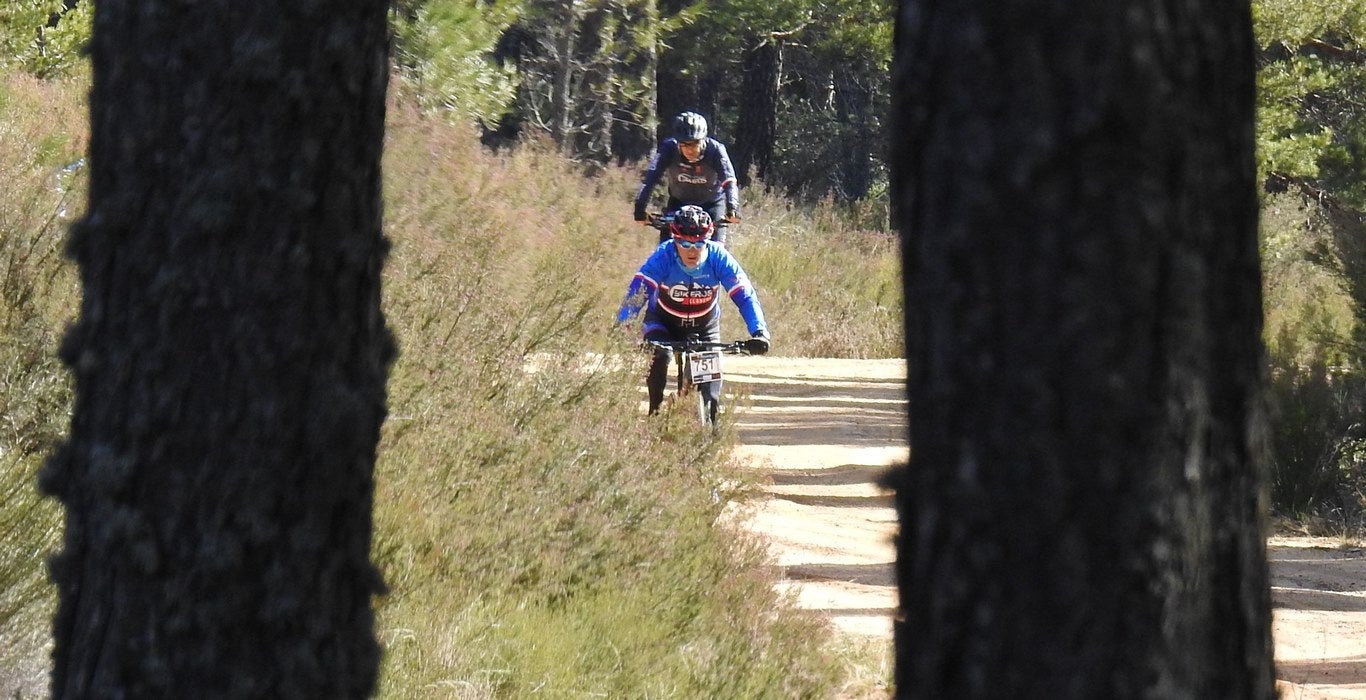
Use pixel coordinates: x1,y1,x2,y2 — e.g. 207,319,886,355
645,212,675,232
644,212,737,232
646,338,753,354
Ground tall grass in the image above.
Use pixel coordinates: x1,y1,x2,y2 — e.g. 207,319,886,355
0,74,900,697
371,104,848,697
727,185,902,358
0,71,84,697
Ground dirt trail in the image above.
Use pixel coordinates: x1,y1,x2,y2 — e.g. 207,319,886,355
721,355,1366,698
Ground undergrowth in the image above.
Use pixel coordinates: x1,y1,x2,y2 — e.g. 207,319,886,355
1,73,894,697
1261,193,1366,535
0,71,83,697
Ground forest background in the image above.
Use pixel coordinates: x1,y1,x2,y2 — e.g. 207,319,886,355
1,0,1365,696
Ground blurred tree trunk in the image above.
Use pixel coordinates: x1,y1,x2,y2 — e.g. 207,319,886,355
611,0,658,164
549,0,578,146
577,3,617,164
41,1,393,697
654,0,699,139
833,71,874,200
888,1,1275,697
731,38,781,187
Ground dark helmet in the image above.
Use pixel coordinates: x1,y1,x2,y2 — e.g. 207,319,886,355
669,205,714,241
672,111,708,141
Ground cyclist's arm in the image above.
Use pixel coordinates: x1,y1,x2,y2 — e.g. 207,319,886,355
712,141,741,217
616,273,659,325
716,253,767,336
618,249,674,324
634,143,675,218
729,283,767,336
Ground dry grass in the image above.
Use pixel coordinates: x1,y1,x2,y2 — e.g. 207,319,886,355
0,70,84,698
1,74,901,697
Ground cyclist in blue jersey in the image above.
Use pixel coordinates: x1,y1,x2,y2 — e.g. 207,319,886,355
633,112,741,247
617,206,770,424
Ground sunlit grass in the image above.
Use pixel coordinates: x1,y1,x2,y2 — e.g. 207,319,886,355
1,71,898,696
0,71,84,698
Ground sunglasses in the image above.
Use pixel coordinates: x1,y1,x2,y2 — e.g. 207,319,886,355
674,238,707,249
679,140,702,148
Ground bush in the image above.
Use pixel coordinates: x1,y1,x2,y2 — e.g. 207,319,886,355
1261,192,1366,531
1266,358,1366,527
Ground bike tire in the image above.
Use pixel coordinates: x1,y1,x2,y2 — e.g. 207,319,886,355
676,352,709,425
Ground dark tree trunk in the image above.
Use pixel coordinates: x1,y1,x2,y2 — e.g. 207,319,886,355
549,6,576,148
41,1,393,697
833,71,874,200
653,0,699,143
611,0,658,164
888,1,1275,698
731,40,781,187
576,4,616,165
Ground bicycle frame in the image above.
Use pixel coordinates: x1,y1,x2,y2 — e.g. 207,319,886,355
648,337,750,425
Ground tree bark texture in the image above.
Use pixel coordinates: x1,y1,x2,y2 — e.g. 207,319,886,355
888,1,1274,697
731,40,780,187
40,1,393,697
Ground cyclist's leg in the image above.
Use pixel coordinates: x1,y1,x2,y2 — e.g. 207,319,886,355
661,198,684,244
701,200,727,247
698,376,721,424
644,328,673,414
711,221,729,248
698,326,723,424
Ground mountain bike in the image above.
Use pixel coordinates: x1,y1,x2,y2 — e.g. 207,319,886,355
646,336,757,425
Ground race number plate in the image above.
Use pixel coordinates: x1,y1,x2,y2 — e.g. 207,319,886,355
689,351,723,384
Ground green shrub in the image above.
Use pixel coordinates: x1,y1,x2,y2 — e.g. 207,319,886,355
390,0,518,126
1265,358,1366,525
1261,192,1366,531
0,1,91,79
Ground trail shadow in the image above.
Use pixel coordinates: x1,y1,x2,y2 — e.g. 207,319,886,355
727,372,905,387
735,420,906,448
728,378,907,405
813,607,898,617
1272,588,1366,612
784,562,896,587
769,492,894,508
1276,654,1366,686
769,464,894,486
1268,546,1366,611
742,395,907,414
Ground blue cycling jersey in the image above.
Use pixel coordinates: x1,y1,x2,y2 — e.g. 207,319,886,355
616,240,767,337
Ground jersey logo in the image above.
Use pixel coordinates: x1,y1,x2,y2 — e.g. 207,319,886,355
675,173,710,185
669,286,714,302
659,282,719,318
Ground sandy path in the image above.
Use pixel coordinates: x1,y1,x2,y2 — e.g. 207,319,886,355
721,355,1366,697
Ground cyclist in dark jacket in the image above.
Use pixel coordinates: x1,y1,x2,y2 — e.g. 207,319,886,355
617,206,770,424
633,111,741,247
